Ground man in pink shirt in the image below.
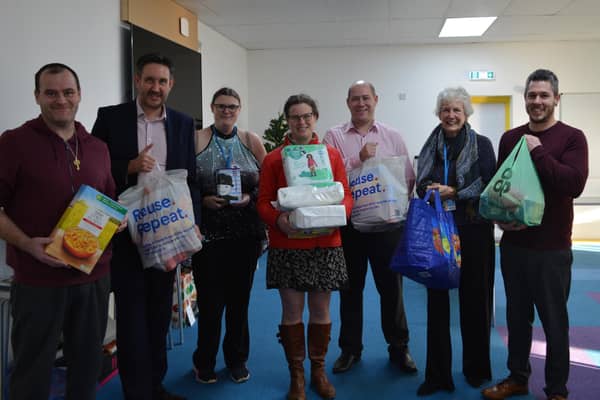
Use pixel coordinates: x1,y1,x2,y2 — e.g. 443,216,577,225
323,81,416,374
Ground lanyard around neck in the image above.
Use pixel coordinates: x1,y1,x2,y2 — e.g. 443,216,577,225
212,125,234,168
443,143,449,185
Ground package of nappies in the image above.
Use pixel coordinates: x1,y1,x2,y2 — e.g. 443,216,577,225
282,144,333,187
277,182,344,210
289,205,347,229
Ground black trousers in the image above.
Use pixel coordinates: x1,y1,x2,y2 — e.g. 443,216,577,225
9,275,110,400
111,234,176,400
424,223,495,385
500,242,572,397
192,238,259,371
338,225,408,356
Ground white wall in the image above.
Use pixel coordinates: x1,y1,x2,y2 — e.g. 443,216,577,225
1,0,123,131
247,41,600,239
247,41,600,159
0,0,124,270
198,22,249,129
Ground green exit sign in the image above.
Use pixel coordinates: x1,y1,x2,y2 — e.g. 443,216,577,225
469,70,495,81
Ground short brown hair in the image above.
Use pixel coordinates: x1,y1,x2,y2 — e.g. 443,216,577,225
283,94,319,119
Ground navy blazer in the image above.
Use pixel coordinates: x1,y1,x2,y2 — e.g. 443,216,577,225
91,101,201,225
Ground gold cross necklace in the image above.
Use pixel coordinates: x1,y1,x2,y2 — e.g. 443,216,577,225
65,134,80,171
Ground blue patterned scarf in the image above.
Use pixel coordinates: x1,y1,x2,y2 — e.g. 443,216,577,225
416,123,483,200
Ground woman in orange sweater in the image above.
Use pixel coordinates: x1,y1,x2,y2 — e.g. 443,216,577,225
257,94,352,400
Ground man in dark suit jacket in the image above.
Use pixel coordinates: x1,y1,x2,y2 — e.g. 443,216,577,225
92,53,200,400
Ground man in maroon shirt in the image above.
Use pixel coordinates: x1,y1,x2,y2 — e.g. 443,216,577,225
0,63,117,400
482,70,588,400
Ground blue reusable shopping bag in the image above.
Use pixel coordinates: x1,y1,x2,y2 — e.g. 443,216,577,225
390,189,461,289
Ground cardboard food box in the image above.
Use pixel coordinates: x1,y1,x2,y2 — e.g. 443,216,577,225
46,185,127,274
171,268,197,328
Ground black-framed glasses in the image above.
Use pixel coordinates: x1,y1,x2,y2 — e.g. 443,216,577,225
288,112,313,122
214,104,240,112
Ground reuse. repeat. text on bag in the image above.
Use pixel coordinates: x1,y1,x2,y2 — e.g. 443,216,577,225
348,156,410,232
119,169,202,271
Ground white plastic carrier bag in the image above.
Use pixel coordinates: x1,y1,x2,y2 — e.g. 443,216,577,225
348,156,410,232
119,169,202,271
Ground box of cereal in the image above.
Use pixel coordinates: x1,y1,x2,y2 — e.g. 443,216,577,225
45,185,127,274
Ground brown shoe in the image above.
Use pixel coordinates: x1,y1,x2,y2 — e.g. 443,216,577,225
547,395,567,400
482,378,528,399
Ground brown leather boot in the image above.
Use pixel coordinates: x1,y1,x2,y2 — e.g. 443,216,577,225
308,323,336,399
278,323,306,400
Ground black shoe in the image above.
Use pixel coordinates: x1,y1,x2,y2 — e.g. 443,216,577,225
465,375,489,388
389,350,418,374
416,381,455,397
332,352,361,374
230,364,250,383
156,386,187,400
193,366,217,384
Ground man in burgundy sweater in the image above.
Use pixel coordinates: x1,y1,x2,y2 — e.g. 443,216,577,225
0,63,116,400
482,70,588,400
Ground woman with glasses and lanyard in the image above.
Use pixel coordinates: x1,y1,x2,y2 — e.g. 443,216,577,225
257,94,352,400
414,87,496,396
192,87,267,384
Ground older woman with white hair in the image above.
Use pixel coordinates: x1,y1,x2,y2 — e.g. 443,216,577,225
414,87,497,396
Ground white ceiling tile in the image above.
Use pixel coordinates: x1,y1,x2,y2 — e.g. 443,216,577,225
389,0,451,19
216,20,390,49
323,0,390,20
388,18,443,39
176,0,600,49
185,0,333,26
502,0,572,16
559,0,600,16
486,15,600,37
447,0,511,18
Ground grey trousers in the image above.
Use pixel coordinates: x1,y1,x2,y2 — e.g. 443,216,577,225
9,275,110,400
500,242,572,397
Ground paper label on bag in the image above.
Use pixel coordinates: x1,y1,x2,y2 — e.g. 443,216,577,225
185,303,196,326
443,199,456,211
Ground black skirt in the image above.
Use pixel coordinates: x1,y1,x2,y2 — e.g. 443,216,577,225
266,247,348,291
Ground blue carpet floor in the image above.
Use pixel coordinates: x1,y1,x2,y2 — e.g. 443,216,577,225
96,248,600,400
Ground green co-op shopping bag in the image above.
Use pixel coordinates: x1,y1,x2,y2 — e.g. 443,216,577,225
479,136,545,226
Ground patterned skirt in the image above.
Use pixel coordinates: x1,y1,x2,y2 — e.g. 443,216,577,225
266,247,348,291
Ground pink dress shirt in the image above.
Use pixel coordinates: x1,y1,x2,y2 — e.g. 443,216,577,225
136,99,167,171
323,120,415,192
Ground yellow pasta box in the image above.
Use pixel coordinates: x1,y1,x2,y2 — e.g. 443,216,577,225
45,185,127,274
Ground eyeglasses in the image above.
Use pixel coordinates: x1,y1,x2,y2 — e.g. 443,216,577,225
213,104,240,112
287,112,314,123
